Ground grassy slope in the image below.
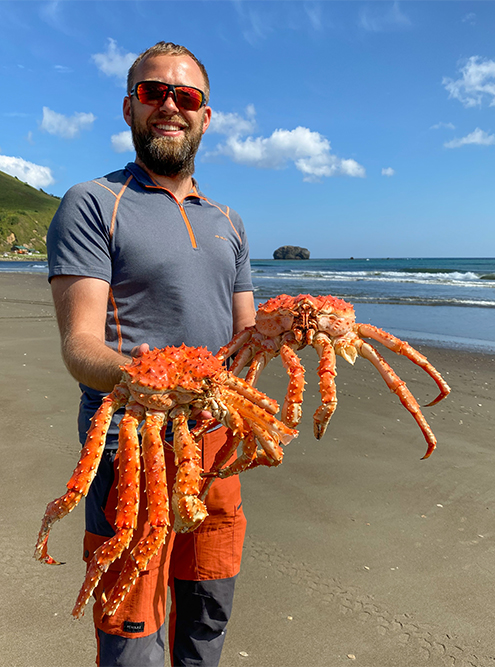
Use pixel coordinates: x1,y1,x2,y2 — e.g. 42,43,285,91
0,170,61,253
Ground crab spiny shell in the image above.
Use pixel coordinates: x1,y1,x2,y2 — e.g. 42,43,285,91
122,344,226,394
255,294,356,339
258,294,354,317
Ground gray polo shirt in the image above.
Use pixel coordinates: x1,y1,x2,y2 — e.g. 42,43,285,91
47,162,253,443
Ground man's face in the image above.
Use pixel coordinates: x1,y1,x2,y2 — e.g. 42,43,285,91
123,54,211,178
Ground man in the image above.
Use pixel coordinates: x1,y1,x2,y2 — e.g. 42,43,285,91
47,42,256,667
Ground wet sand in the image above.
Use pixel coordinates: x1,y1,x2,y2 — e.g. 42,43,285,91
1,273,494,667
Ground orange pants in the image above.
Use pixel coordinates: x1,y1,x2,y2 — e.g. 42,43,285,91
83,426,246,648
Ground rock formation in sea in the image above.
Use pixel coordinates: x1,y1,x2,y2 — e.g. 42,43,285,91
273,245,310,260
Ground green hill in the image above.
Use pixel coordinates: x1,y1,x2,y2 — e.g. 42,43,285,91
0,169,61,254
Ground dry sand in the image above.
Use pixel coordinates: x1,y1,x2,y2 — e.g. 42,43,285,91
1,273,494,667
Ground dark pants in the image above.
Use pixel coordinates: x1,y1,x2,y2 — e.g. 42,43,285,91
97,576,237,667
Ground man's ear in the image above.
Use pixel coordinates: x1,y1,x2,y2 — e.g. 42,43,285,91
202,105,212,135
123,96,132,128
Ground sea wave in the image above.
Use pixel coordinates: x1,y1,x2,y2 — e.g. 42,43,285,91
259,269,495,288
0,261,48,273
252,285,495,308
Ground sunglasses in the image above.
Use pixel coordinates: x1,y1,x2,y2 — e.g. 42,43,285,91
130,80,206,112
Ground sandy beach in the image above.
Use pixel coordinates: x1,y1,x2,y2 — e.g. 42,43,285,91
1,272,494,667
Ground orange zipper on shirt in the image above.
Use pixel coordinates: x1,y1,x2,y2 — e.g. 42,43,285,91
145,183,198,249
177,200,197,249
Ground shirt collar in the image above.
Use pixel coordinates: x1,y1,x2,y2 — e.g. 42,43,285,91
125,162,202,198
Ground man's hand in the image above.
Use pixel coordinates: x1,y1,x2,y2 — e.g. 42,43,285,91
129,343,150,359
193,409,214,420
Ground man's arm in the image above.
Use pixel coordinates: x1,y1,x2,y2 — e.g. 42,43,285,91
232,291,256,334
51,275,132,392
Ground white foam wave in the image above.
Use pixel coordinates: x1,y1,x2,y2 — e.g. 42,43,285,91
272,269,494,287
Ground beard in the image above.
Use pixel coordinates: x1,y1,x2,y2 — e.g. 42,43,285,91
131,112,204,178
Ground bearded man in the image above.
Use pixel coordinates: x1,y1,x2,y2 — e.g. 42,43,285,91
47,42,255,667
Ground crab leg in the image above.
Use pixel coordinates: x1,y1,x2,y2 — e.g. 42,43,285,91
200,429,240,477
200,402,246,463
191,417,218,441
229,343,258,377
353,338,437,459
198,401,256,499
171,407,208,533
355,323,451,405
279,341,306,428
102,410,169,617
71,402,144,618
201,408,269,489
243,342,279,386
199,429,244,500
249,422,285,463
224,374,279,414
216,327,254,364
311,333,338,440
214,432,258,479
220,388,297,446
34,384,129,566
246,448,283,471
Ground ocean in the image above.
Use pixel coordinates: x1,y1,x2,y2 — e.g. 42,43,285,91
251,257,495,353
1,257,494,353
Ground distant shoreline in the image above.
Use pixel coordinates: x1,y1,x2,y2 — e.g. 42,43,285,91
1,254,47,262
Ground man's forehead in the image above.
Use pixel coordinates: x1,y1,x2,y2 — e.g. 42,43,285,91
135,54,203,85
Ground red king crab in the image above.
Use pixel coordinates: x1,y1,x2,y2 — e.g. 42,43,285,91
34,344,296,619
217,294,451,459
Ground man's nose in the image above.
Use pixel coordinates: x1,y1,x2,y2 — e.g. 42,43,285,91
159,90,179,113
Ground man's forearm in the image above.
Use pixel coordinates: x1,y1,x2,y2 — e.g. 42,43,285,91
62,333,130,392
232,291,256,333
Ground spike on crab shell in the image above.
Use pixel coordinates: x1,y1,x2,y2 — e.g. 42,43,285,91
121,345,225,393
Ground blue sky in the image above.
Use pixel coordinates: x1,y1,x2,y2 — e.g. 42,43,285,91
1,1,494,259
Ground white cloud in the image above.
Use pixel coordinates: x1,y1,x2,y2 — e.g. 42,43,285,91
0,155,55,189
359,1,411,32
38,1,74,37
91,38,137,86
54,65,72,74
111,130,133,153
205,108,365,182
462,12,476,25
41,107,96,139
443,56,495,108
304,3,323,31
233,2,273,46
444,127,495,148
208,105,257,136
430,122,455,130
381,167,395,176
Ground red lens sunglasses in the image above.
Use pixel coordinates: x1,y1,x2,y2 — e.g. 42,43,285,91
130,80,206,112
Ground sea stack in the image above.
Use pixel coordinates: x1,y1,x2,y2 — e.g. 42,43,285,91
273,245,310,260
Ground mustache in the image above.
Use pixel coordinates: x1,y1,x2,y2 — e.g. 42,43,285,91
129,106,191,130
151,114,190,130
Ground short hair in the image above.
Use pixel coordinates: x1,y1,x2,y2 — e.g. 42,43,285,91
127,42,210,103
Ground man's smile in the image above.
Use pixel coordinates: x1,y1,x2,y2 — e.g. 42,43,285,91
152,120,188,137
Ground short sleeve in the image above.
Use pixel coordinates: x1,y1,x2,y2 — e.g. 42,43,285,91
231,211,253,293
47,182,113,283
